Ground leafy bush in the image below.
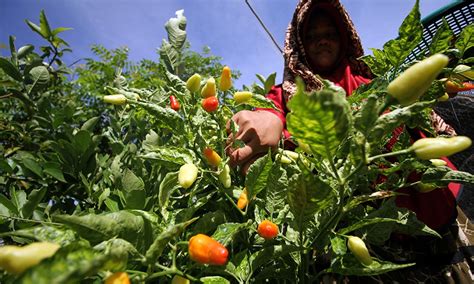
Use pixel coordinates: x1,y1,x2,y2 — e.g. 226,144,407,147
0,2,473,283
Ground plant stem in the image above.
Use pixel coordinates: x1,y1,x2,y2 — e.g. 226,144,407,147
367,148,412,163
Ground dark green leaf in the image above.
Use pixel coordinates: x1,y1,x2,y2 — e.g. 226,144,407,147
9,35,17,65
193,210,227,235
0,57,22,81
44,162,66,182
158,171,180,214
53,211,152,252
145,217,197,262
384,0,422,68
212,221,252,246
250,245,301,272
368,100,433,143
287,170,334,230
21,188,47,219
0,225,80,246
455,24,474,57
122,169,144,192
429,19,454,55
80,116,99,132
136,101,184,133
21,158,43,178
0,193,17,214
245,154,272,200
422,168,474,185
73,130,92,154
329,254,414,276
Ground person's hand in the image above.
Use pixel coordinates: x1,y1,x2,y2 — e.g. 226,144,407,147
226,110,283,173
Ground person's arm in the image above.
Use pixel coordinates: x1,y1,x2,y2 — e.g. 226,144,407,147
225,85,287,173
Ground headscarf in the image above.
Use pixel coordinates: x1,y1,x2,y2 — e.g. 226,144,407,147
282,0,371,101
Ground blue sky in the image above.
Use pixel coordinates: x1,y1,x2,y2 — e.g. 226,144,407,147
0,0,453,88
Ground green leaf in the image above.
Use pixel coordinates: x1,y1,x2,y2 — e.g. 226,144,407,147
19,243,109,284
244,94,277,109
329,254,414,276
17,44,35,59
136,101,184,133
25,19,44,38
361,199,440,245
212,221,252,246
421,168,474,185
201,276,231,284
264,164,288,216
158,171,180,214
353,95,381,135
343,191,398,213
39,10,52,38
193,210,227,235
287,171,334,230
338,217,403,235
140,146,194,167
245,154,272,200
52,27,73,36
27,65,50,93
331,236,347,255
73,130,92,154
43,162,66,182
429,19,454,55
455,24,474,57
21,188,47,219
368,100,433,143
383,0,422,68
360,48,390,77
0,225,80,246
21,158,43,178
53,211,153,252
9,35,17,65
0,57,22,81
80,116,99,132
0,193,17,215
250,245,301,272
287,79,350,160
159,39,179,73
165,10,187,51
264,72,277,93
145,217,197,262
122,169,144,192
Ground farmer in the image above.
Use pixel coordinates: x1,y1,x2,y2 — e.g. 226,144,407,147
226,0,473,281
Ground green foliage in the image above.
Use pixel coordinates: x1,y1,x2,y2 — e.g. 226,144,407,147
1,4,474,283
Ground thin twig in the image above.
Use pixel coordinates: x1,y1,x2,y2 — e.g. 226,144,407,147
0,93,14,99
245,0,284,55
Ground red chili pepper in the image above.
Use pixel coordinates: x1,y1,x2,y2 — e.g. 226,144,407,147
257,220,279,240
201,96,219,112
445,81,474,94
170,95,180,111
188,234,228,265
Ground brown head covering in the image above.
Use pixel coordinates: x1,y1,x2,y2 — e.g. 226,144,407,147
282,0,371,101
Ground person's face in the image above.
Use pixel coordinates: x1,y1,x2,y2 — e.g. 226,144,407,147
303,15,341,73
